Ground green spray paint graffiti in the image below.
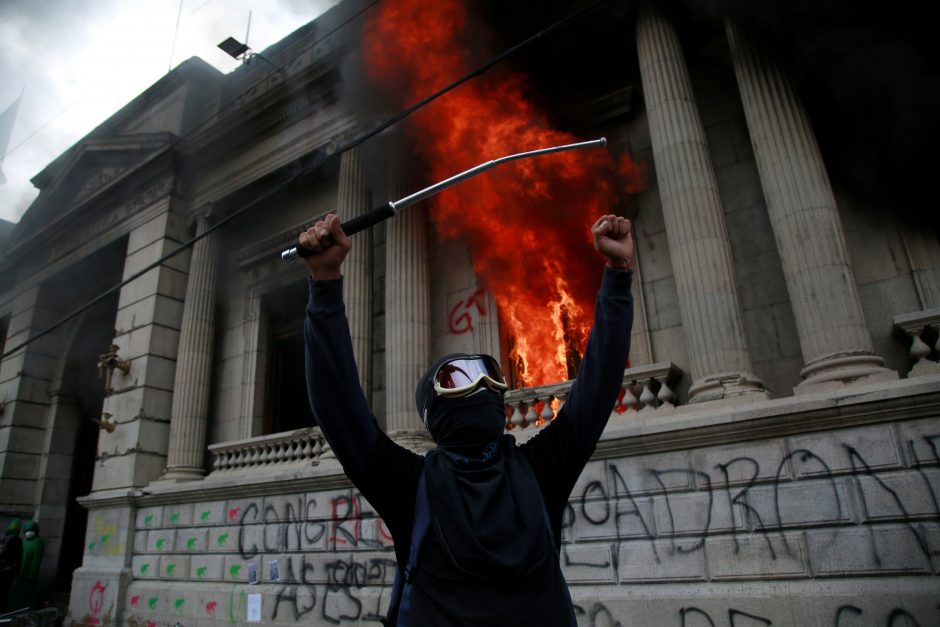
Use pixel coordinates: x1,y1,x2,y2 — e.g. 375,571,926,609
229,565,241,578
186,537,197,550
144,514,154,526
170,513,180,524
196,566,208,578
201,511,211,522
228,586,247,625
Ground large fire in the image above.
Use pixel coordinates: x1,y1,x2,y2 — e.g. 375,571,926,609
363,0,642,387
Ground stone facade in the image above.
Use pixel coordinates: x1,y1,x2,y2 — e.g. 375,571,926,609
0,0,937,625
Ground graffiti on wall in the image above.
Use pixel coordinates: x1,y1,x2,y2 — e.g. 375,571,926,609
448,286,489,335
120,431,939,625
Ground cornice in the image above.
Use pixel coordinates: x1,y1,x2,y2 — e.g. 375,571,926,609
78,464,354,510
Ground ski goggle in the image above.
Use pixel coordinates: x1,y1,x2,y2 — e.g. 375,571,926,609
433,355,508,398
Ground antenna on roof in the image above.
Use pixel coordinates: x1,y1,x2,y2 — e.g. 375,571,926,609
245,10,252,48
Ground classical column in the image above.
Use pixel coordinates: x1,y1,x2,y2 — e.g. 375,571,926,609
636,7,765,401
162,211,218,480
384,160,433,448
339,147,373,398
726,21,897,393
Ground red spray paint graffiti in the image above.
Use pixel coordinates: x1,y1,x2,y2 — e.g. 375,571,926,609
448,287,488,335
88,581,106,624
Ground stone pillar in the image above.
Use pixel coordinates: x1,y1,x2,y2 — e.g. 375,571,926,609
162,211,218,480
384,160,433,448
339,148,373,398
726,21,897,393
636,7,765,401
96,206,189,490
0,286,58,512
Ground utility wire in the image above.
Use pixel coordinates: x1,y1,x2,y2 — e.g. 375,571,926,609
1,0,611,360
0,98,79,163
168,0,186,73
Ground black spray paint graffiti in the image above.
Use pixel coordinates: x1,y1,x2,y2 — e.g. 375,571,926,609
237,491,389,561
679,607,772,626
268,554,397,624
177,432,938,625
567,435,940,571
574,602,622,627
237,498,326,559
576,603,934,626
229,492,396,624
833,604,937,627
846,445,936,570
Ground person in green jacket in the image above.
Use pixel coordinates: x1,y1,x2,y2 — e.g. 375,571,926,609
9,520,43,611
0,519,22,614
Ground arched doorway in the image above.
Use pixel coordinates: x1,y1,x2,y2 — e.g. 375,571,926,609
36,238,125,597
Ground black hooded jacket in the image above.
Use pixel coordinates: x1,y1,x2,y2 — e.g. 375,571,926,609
304,267,633,626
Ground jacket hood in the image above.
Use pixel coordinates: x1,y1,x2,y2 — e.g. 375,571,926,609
23,520,39,534
5,518,21,535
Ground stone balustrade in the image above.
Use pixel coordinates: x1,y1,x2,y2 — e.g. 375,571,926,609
894,308,940,376
208,427,326,474
503,361,684,439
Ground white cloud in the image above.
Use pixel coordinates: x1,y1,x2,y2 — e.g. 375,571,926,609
0,0,340,223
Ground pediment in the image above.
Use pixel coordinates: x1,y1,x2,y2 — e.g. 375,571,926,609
13,133,175,243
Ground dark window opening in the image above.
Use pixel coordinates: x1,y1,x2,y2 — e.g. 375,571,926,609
262,282,315,434
0,314,8,356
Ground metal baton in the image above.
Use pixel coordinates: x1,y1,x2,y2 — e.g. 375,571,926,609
281,137,607,263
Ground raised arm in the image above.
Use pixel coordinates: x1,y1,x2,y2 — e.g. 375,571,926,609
565,215,635,449
301,214,386,485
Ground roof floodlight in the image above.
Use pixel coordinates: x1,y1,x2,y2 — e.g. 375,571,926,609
218,37,250,60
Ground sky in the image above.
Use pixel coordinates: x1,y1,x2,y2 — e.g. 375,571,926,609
0,0,340,224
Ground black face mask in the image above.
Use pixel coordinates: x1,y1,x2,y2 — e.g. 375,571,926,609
425,390,506,460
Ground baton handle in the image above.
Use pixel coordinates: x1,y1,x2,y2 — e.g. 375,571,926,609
281,202,397,263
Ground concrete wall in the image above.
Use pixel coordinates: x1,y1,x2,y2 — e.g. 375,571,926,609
69,377,940,626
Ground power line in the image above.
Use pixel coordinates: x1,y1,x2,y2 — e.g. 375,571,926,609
168,0,186,72
0,98,79,163
186,0,214,18
1,0,611,360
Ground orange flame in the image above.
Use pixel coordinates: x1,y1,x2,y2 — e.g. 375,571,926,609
363,0,642,387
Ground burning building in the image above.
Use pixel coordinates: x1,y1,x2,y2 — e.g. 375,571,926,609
0,0,938,624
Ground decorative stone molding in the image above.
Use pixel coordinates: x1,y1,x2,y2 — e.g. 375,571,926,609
234,210,332,269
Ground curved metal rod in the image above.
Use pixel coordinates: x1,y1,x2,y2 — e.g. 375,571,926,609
281,137,607,263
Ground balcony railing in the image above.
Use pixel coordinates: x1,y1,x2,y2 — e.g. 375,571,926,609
503,361,684,439
207,363,683,474
894,308,940,377
208,427,327,475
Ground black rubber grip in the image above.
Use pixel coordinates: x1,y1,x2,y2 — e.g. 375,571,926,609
294,203,396,258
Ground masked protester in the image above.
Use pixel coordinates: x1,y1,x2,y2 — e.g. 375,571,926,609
301,213,633,626
0,519,23,613
9,520,44,610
